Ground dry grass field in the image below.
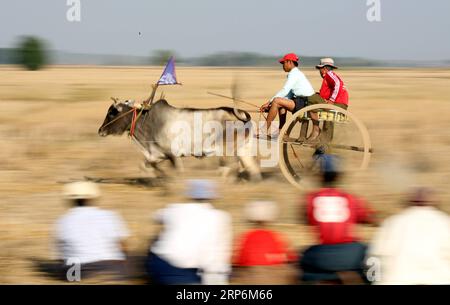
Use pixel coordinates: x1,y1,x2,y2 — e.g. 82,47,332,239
1,65,450,283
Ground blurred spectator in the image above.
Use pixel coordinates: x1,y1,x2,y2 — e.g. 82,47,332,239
232,201,297,284
55,181,129,281
368,187,450,284
300,154,376,284
146,180,232,285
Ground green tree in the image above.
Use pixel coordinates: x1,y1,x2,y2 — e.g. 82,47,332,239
150,49,177,66
16,36,48,70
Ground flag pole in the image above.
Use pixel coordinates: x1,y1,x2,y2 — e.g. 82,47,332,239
142,83,159,107
148,83,160,105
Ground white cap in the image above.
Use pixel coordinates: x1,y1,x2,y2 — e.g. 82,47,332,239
63,181,101,200
185,179,217,200
244,201,279,222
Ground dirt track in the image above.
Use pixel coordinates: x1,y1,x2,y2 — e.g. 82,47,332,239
1,66,450,283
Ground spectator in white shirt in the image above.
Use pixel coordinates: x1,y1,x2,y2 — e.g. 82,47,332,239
368,188,450,285
55,181,129,281
146,179,232,285
259,53,315,137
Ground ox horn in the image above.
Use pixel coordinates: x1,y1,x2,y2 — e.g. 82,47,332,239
110,97,120,105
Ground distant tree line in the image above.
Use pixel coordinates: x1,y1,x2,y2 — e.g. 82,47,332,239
0,36,383,68
148,50,380,67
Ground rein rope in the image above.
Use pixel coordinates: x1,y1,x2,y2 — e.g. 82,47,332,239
100,108,136,129
100,106,147,138
129,106,146,137
257,109,268,137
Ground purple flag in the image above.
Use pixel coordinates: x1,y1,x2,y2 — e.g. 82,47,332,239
157,56,180,85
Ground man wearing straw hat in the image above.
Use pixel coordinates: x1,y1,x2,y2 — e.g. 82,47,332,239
314,57,349,108
55,181,130,282
304,58,350,142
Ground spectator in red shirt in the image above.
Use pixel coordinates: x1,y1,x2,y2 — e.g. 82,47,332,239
232,201,297,284
299,153,376,284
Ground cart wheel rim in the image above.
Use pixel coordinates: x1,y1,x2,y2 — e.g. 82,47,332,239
278,104,372,190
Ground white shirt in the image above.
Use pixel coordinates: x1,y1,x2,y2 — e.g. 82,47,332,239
151,203,232,285
369,206,450,285
271,67,315,102
55,207,129,265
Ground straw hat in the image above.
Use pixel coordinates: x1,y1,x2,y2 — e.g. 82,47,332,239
245,201,279,223
63,181,101,200
316,57,338,69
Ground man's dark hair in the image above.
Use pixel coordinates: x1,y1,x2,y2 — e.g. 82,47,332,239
191,198,211,203
293,61,299,67
73,198,89,207
322,171,339,186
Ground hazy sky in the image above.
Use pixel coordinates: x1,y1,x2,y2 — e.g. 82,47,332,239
1,0,449,60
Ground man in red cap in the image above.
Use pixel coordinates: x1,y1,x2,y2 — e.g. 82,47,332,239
259,53,315,138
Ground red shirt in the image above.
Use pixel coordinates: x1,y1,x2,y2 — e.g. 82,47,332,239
306,188,373,245
234,229,295,266
319,71,349,105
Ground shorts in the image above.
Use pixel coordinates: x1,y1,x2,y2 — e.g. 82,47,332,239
293,93,348,113
334,103,348,110
146,251,201,285
292,96,308,113
306,93,327,106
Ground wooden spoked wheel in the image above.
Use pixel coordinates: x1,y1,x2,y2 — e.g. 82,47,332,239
278,104,372,190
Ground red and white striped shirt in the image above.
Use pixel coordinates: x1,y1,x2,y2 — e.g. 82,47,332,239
319,70,349,105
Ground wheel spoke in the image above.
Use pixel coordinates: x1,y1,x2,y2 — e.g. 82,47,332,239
278,104,372,189
290,144,304,169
